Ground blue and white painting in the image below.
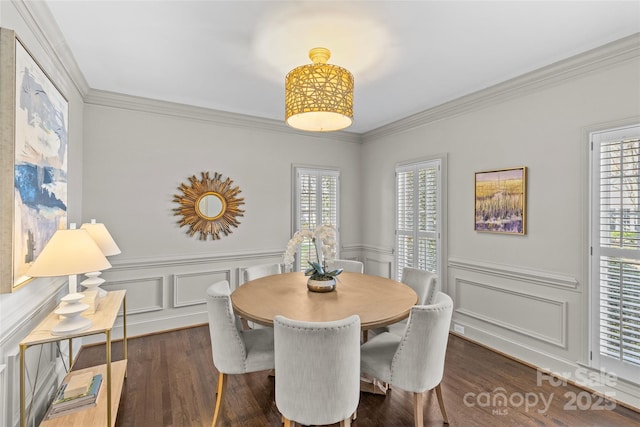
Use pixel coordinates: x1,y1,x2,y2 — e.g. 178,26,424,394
13,39,68,287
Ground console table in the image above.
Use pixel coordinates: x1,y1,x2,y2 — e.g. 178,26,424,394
19,290,127,427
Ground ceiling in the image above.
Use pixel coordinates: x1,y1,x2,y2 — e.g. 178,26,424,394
45,1,640,135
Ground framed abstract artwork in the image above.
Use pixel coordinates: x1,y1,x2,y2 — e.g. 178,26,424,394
0,28,68,292
474,167,527,235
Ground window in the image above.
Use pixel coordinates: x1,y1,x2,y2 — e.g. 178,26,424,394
294,167,339,271
396,159,442,282
590,124,640,382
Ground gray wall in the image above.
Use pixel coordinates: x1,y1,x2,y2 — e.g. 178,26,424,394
360,36,640,407
81,93,363,337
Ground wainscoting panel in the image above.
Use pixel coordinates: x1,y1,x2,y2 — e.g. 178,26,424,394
173,270,231,308
103,276,165,314
455,278,567,348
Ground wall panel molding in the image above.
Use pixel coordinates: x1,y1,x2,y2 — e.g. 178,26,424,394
173,270,231,308
449,257,579,290
103,276,165,315
455,278,568,348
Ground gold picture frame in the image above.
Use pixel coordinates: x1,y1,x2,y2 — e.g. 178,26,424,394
474,167,527,235
173,172,244,240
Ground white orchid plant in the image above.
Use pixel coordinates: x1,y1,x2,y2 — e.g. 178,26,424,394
283,224,342,280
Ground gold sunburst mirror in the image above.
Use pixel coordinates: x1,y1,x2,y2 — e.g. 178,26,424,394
173,172,245,240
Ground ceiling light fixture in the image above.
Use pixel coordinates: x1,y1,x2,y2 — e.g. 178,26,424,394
285,47,354,132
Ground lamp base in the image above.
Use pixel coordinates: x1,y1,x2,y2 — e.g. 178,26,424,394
82,272,107,297
53,300,91,336
52,316,92,336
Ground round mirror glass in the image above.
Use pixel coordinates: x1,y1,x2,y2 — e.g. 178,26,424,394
197,193,225,220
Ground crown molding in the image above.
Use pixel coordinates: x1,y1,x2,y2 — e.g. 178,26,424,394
363,33,640,142
84,89,363,144
13,0,90,97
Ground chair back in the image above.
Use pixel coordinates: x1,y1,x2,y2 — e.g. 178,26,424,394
390,292,453,392
327,259,364,274
206,280,248,374
274,315,361,425
401,267,438,305
244,263,282,282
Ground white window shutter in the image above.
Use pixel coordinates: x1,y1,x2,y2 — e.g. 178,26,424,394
395,160,441,282
294,168,340,271
591,125,640,381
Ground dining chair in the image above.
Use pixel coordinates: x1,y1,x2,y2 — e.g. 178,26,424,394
241,263,282,329
274,314,361,427
372,267,438,337
360,292,453,427
206,280,275,426
243,262,283,282
327,259,364,273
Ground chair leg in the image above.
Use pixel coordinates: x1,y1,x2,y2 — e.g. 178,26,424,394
282,417,295,427
340,417,352,427
352,409,357,421
435,383,449,424
362,330,369,343
211,372,227,427
412,391,423,427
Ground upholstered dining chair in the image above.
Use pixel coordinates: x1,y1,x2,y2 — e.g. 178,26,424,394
327,259,364,273
243,262,282,282
373,267,438,337
206,280,275,426
360,292,453,427
241,263,282,329
274,315,361,427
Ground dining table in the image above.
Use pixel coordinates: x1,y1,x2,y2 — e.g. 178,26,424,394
231,271,417,395
231,271,418,330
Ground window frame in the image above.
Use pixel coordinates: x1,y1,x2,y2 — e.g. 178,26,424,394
292,165,340,272
394,155,447,286
589,124,640,382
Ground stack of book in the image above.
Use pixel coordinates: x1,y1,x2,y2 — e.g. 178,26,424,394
44,372,103,420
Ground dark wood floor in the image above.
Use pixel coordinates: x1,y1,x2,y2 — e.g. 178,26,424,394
72,325,640,426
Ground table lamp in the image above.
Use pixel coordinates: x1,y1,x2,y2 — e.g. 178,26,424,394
27,224,112,335
80,219,121,297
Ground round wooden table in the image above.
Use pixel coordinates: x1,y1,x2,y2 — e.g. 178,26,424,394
231,271,418,330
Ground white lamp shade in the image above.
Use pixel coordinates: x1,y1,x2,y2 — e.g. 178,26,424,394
80,221,121,256
27,229,112,277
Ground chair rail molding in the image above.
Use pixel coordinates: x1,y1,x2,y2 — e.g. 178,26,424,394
448,257,579,291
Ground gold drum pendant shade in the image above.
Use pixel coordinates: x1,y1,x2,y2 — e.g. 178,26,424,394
285,47,354,132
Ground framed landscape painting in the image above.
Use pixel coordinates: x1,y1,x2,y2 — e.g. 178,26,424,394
0,28,68,292
474,167,526,235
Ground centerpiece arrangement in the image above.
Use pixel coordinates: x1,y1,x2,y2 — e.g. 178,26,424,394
284,225,343,292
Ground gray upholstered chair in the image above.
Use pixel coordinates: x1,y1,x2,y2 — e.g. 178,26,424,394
206,280,275,426
373,267,438,337
274,315,361,427
327,259,364,274
243,262,282,282
360,292,453,427
241,263,282,329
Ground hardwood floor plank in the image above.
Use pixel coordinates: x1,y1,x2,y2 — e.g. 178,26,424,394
71,325,640,426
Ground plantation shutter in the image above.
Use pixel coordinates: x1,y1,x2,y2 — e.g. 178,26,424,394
295,168,339,271
591,125,640,381
396,160,441,282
